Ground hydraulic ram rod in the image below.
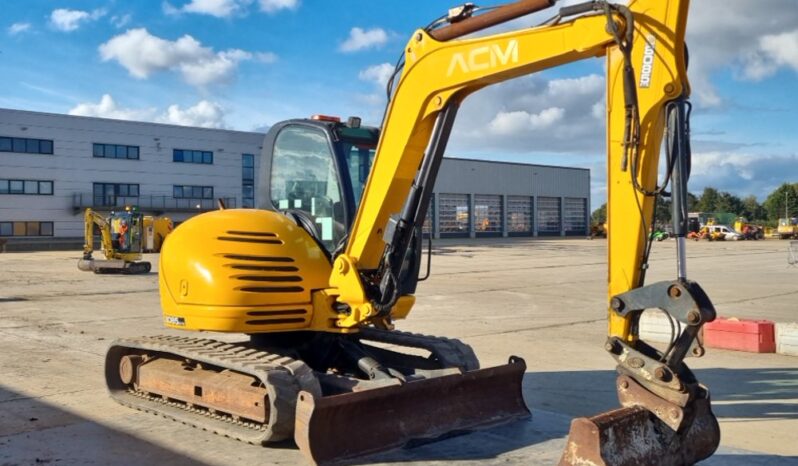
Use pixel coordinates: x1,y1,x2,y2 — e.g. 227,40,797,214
429,0,555,42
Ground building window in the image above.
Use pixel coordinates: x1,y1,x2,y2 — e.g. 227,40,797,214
537,196,561,235
422,198,434,236
0,179,53,195
173,149,213,164
474,194,502,235
242,153,254,208
507,196,533,234
439,193,469,236
564,197,588,235
0,136,54,155
0,221,54,237
93,182,140,206
173,185,214,199
93,143,139,160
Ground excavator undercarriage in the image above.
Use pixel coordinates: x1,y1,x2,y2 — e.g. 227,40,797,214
106,329,528,463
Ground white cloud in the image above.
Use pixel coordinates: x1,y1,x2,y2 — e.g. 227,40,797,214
179,48,252,86
165,0,295,16
162,2,181,15
7,22,31,35
68,94,227,128
688,151,798,199
356,63,394,114
50,8,105,32
110,14,132,28
158,101,226,128
450,74,605,154
165,0,252,18
591,100,604,120
99,28,274,87
69,94,156,121
339,27,388,53
545,74,603,99
741,30,798,80
686,0,798,107
487,107,565,135
259,0,299,14
358,63,394,88
255,51,278,63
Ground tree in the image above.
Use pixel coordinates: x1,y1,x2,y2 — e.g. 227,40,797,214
763,183,798,221
592,203,607,224
655,197,671,225
656,192,698,226
697,187,721,212
686,192,699,212
715,192,743,215
741,195,765,221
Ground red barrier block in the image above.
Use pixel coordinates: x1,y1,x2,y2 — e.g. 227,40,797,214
704,317,776,353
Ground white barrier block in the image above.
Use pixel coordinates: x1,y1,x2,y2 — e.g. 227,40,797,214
639,310,677,344
775,322,798,356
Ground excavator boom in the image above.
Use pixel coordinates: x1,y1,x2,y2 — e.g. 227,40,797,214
323,0,719,463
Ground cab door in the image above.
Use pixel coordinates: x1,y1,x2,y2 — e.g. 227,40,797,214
267,124,349,253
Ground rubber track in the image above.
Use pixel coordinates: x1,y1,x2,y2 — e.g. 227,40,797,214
357,327,480,371
105,335,320,444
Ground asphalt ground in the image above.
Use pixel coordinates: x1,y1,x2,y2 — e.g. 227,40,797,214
1,237,796,465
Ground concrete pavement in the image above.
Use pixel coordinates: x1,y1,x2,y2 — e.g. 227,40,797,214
1,238,796,465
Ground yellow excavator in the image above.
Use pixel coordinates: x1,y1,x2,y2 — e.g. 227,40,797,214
105,1,720,464
78,207,152,274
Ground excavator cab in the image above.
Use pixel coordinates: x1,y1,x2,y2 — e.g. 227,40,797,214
262,115,424,295
262,115,377,252
109,209,144,253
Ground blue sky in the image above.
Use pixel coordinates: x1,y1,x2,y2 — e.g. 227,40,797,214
2,0,797,205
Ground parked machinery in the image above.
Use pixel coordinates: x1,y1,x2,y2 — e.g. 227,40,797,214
734,217,765,240
590,222,607,238
777,217,798,239
143,215,173,252
78,207,151,274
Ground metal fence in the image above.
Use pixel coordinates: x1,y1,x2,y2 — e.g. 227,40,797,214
72,193,237,212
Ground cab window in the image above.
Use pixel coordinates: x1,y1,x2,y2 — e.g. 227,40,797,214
270,125,345,251
340,142,376,209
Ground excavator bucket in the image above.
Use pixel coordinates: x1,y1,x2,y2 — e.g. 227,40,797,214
559,396,720,466
294,357,529,465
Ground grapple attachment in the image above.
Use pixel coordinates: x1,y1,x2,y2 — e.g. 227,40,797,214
294,357,529,465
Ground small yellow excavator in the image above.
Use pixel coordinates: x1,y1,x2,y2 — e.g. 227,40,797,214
78,207,152,274
105,1,721,464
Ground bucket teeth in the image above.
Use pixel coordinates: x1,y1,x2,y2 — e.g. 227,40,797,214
294,357,529,465
559,396,719,466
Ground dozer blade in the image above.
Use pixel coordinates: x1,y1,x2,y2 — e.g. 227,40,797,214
559,396,720,466
295,356,529,465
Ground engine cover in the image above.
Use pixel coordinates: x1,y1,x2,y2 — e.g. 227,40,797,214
159,209,332,333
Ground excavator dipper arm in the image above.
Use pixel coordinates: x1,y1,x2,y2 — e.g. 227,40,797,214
82,208,114,260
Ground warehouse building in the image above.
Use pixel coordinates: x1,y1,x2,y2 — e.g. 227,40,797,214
0,108,590,249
